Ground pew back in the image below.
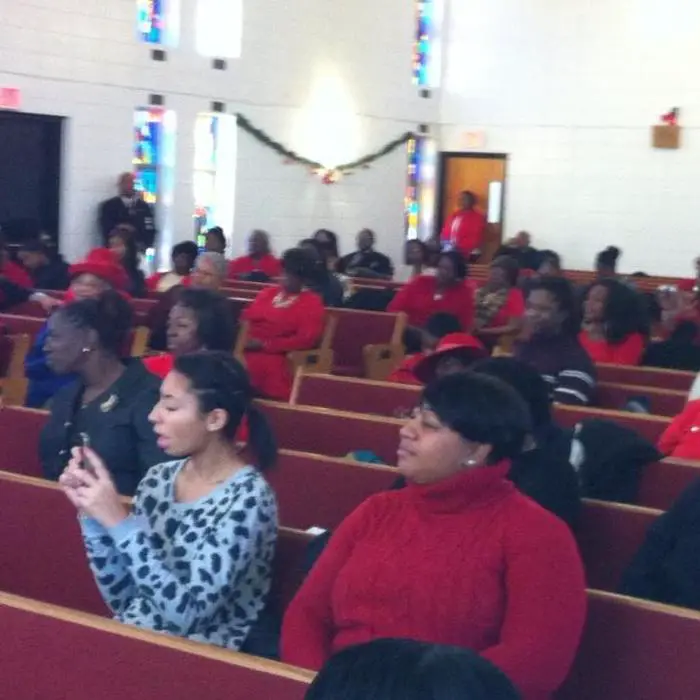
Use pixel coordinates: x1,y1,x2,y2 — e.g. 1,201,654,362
596,382,686,417
596,364,695,392
557,591,700,700
0,592,310,700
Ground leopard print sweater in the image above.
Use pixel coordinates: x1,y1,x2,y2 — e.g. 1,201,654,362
80,460,278,650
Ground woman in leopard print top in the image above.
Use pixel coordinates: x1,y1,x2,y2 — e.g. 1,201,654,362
60,351,278,650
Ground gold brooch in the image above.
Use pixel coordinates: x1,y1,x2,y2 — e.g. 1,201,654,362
100,394,119,413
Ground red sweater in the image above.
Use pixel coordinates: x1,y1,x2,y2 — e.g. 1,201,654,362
658,399,700,460
440,209,486,256
2,260,33,289
281,464,586,700
578,331,645,365
228,254,282,280
387,276,474,331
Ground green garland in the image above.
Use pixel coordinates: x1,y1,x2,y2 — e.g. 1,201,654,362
236,113,415,173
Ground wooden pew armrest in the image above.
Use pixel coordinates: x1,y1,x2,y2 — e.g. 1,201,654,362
130,326,150,358
363,343,405,381
287,349,334,375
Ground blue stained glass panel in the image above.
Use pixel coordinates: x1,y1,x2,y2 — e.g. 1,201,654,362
138,0,164,44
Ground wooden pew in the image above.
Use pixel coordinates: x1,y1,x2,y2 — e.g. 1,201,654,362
0,313,45,343
554,404,670,444
0,591,311,700
637,459,700,510
556,591,700,700
596,363,695,392
257,400,401,464
331,309,406,378
576,499,659,591
597,382,686,417
291,373,672,444
0,406,47,477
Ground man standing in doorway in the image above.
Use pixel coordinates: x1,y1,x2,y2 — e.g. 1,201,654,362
440,190,486,261
98,172,157,251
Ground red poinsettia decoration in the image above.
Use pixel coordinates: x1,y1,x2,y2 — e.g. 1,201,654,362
661,108,680,126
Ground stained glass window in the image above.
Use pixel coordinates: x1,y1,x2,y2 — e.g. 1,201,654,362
133,108,163,206
138,0,164,44
405,136,437,240
412,0,443,88
193,114,237,250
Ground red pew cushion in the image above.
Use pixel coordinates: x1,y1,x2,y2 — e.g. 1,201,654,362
0,408,47,477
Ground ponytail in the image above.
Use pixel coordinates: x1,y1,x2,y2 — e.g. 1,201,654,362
245,404,277,471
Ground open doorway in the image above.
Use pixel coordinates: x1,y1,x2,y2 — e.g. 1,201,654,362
437,152,507,262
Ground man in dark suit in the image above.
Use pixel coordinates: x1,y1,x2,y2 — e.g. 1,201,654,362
98,172,157,251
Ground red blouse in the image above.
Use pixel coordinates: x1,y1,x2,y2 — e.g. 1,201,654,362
228,254,282,280
578,331,645,366
387,276,475,331
658,400,700,460
477,286,526,329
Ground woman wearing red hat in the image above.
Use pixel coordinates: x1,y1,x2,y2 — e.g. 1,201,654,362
25,248,131,408
412,333,487,384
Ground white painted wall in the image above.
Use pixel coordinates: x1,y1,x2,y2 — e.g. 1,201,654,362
441,0,700,275
0,0,432,265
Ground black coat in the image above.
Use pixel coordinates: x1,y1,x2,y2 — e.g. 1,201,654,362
620,478,700,610
30,257,70,291
99,196,157,249
39,360,167,495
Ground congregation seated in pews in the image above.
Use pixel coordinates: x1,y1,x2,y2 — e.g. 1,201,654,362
4,229,700,698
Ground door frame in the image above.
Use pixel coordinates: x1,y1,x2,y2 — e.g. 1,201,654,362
435,151,509,237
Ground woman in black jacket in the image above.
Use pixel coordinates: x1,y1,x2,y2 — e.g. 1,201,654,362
39,290,166,495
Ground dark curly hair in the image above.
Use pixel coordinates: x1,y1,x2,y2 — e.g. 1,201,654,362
588,279,649,344
175,288,236,352
282,247,318,285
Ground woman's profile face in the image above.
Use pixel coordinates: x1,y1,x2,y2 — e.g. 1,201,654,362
149,370,211,457
44,312,90,375
166,304,201,356
397,406,472,484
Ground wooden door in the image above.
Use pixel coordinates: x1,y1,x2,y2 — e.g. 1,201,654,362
438,154,507,262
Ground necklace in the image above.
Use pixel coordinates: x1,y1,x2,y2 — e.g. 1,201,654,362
272,291,300,308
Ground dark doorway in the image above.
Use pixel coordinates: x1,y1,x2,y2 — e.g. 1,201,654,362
0,111,64,247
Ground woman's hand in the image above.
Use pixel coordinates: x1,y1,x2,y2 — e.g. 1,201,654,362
59,447,128,528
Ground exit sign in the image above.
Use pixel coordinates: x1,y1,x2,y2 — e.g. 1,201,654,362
0,87,21,110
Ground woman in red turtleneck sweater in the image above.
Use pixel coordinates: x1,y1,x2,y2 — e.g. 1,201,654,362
281,373,586,700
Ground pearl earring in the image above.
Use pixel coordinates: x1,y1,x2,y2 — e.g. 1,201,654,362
462,458,477,467
82,346,91,354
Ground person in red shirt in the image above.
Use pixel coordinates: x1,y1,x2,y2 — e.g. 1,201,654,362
439,191,486,259
388,251,474,332
658,399,700,460
474,256,526,348
228,230,282,281
387,312,463,385
281,372,586,700
242,248,325,400
579,279,647,365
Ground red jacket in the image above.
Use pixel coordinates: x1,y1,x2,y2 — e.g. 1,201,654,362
2,260,33,289
281,463,586,700
242,286,324,400
388,276,474,331
658,399,700,460
440,209,486,256
578,331,645,366
228,254,282,280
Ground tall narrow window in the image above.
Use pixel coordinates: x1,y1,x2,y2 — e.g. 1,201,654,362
405,136,438,240
412,0,444,88
196,0,243,58
138,0,164,43
193,113,237,250
137,0,179,45
133,107,177,267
